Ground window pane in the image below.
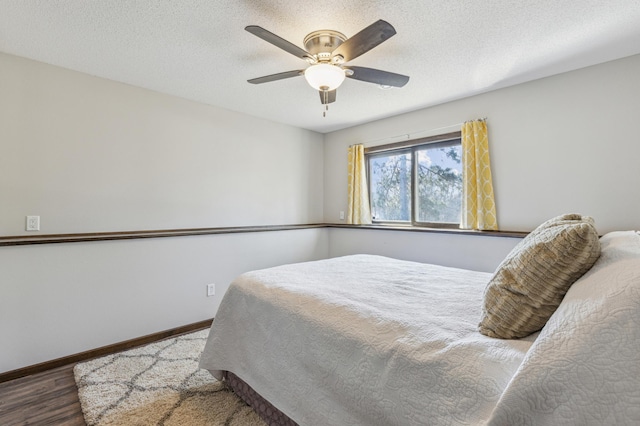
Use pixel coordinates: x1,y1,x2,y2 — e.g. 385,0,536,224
415,145,462,223
369,152,411,221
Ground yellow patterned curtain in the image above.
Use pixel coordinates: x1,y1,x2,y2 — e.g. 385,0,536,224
347,144,372,224
461,120,498,230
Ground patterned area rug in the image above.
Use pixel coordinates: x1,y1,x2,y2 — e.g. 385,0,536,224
73,329,266,425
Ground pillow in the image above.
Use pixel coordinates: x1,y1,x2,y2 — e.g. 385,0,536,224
478,214,600,339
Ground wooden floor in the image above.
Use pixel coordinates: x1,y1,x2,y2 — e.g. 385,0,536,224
0,363,86,426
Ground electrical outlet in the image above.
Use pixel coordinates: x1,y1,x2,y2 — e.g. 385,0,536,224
26,216,40,231
339,211,345,220
207,283,215,297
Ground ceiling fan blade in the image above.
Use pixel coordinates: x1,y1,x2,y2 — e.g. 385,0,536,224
245,25,312,60
331,20,396,62
319,89,336,105
345,66,409,87
248,70,304,84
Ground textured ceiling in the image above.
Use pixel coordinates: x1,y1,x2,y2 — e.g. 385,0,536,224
1,1,640,133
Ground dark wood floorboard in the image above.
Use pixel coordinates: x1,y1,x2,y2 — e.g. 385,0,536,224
0,363,86,426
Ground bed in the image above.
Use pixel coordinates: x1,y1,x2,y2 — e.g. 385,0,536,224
199,228,640,425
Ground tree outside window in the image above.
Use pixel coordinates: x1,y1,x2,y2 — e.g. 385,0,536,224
368,136,462,227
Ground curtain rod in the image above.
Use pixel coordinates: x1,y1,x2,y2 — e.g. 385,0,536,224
352,117,487,147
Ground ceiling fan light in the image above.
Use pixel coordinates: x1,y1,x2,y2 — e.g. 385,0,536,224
304,64,346,91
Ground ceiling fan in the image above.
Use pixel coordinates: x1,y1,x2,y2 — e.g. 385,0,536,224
245,20,410,115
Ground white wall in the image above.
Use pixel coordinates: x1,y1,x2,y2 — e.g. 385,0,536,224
0,52,324,235
328,228,519,273
0,52,327,373
1,229,328,373
324,54,640,235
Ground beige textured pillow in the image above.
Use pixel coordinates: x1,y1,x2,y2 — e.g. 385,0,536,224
479,214,601,339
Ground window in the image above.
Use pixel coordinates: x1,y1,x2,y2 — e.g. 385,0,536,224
366,132,462,228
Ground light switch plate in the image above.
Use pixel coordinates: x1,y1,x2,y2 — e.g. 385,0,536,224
26,216,40,231
207,283,215,297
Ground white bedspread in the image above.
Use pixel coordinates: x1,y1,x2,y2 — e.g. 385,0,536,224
199,255,535,426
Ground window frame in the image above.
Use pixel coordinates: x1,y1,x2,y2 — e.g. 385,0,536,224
365,131,462,229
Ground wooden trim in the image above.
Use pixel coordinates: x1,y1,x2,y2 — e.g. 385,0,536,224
0,223,527,247
364,131,462,154
0,224,325,247
326,223,528,239
0,318,213,383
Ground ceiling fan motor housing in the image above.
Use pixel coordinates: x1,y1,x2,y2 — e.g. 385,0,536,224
303,30,346,62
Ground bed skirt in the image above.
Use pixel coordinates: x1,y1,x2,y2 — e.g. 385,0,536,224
224,371,298,426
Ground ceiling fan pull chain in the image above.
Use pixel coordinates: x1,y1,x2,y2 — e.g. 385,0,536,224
323,89,328,117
